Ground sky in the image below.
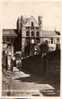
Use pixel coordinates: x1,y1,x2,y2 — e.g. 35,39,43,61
0,0,62,32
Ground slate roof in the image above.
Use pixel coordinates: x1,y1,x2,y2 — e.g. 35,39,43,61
40,30,60,37
3,29,17,37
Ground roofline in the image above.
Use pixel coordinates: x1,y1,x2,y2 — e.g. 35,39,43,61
3,28,17,31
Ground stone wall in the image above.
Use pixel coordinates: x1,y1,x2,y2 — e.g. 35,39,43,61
22,50,60,79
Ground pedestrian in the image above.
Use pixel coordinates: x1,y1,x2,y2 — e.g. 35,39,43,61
2,51,8,71
7,52,12,71
11,55,16,72
5,44,11,71
15,51,22,71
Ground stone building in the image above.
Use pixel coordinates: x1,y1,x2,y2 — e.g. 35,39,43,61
17,16,60,56
40,30,60,51
2,29,17,70
2,29,17,56
17,16,42,56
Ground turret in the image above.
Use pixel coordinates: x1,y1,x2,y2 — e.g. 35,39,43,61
38,16,42,30
17,16,23,33
16,16,23,51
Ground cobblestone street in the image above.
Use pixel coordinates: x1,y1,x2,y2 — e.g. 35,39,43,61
2,67,59,96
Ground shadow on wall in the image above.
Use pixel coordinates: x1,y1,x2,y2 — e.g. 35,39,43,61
22,49,60,79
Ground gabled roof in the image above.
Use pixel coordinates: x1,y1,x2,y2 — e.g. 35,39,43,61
23,16,39,27
3,29,17,37
40,30,60,37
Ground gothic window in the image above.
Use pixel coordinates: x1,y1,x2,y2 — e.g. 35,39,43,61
36,27,39,29
31,31,34,36
36,31,39,37
31,21,34,29
26,27,30,30
26,31,30,37
31,21,34,27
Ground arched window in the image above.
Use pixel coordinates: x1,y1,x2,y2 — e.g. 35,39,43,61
31,31,34,36
31,21,34,27
36,31,39,37
31,21,34,29
26,31,30,37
